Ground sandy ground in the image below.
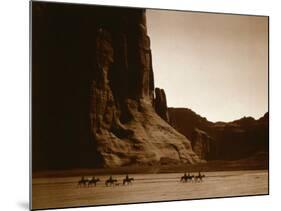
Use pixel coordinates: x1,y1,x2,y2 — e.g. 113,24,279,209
32,170,268,210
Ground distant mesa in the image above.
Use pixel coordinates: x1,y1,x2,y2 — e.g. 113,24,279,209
32,3,268,171
168,107,268,161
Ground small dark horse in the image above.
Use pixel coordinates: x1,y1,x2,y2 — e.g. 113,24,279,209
105,176,117,186
123,175,134,185
88,177,100,187
180,173,193,183
187,174,194,182
194,172,205,182
78,176,89,187
180,174,187,182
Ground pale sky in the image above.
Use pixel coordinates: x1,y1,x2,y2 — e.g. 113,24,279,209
146,10,268,122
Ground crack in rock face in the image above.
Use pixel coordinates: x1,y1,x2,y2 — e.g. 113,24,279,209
32,4,202,170
90,10,202,167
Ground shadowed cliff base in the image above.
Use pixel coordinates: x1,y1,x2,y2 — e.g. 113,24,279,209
32,2,202,171
32,2,268,173
33,150,268,178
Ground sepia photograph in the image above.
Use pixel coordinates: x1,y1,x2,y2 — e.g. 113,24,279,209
31,1,269,210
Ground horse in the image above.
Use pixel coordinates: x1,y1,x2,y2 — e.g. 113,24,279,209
194,172,205,182
180,173,193,183
105,176,117,186
78,176,89,187
180,174,188,182
186,174,194,182
88,177,100,187
123,175,134,185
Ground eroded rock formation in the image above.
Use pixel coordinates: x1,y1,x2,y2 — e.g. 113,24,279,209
154,88,170,122
32,2,201,170
89,10,201,167
168,108,269,161
191,129,211,160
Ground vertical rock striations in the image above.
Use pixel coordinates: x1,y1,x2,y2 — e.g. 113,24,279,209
191,128,213,160
32,3,201,170
89,9,201,167
154,88,170,122
168,108,268,161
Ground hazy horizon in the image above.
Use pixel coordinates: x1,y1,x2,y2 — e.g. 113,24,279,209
147,10,268,122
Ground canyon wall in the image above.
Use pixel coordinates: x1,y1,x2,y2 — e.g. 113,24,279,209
154,88,170,122
32,2,201,170
168,108,269,160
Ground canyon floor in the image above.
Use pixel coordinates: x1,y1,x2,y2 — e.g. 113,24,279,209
32,170,268,210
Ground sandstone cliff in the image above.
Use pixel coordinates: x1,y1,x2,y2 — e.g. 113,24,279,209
154,88,170,122
32,2,201,170
168,108,269,160
191,128,214,160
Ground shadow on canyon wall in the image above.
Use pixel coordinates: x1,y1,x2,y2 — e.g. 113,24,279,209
32,2,268,172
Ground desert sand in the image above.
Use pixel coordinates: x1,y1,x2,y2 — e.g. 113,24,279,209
32,170,268,210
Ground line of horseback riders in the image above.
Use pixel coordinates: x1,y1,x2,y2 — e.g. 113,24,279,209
78,174,134,187
78,172,206,187
180,172,205,183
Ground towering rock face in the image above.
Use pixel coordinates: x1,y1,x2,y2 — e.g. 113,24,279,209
191,128,213,160
168,108,269,161
89,10,201,167
32,2,201,170
154,88,170,122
